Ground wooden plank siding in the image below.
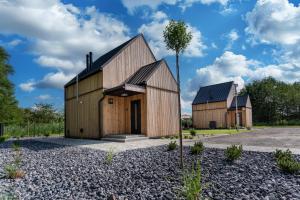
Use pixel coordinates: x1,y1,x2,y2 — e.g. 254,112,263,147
146,61,177,91
102,94,146,136
192,101,228,129
65,71,103,138
103,36,156,88
146,87,179,137
145,61,179,137
65,90,102,139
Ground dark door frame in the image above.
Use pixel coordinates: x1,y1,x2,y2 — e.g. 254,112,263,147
131,100,141,134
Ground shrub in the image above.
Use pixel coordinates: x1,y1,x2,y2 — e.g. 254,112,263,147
275,149,300,174
184,135,189,139
167,141,177,151
190,142,204,155
274,149,292,160
190,129,196,137
105,148,114,165
182,160,202,200
4,164,25,179
225,145,243,162
276,156,300,174
189,135,194,140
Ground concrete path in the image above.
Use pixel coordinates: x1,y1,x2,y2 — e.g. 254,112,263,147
31,128,300,154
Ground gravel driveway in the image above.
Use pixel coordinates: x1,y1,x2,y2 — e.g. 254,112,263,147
202,128,300,152
1,140,300,200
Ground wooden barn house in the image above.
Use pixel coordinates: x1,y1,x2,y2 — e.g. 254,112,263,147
192,81,252,129
64,34,179,139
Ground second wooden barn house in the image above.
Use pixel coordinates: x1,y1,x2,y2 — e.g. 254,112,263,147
192,81,252,129
64,34,179,139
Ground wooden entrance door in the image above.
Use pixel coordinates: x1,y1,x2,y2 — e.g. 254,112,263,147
131,100,141,134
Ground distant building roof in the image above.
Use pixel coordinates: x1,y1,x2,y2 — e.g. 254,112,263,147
230,95,249,109
192,81,234,105
65,34,143,87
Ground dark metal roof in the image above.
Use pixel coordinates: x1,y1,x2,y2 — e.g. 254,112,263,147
192,81,234,105
230,95,249,108
125,60,162,85
65,35,140,87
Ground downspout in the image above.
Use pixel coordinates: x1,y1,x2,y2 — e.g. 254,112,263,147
98,92,105,139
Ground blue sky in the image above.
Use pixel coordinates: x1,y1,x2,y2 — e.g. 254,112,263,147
0,0,300,114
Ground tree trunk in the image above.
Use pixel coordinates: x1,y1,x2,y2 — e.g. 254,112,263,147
176,53,183,169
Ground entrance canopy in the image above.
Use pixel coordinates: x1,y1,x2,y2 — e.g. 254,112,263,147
104,83,145,97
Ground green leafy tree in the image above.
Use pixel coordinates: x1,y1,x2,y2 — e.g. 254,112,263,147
240,77,300,124
163,20,192,168
0,47,21,124
31,103,57,123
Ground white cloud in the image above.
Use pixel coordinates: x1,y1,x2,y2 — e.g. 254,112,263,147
121,0,230,13
211,42,218,49
19,80,36,92
180,0,229,10
36,94,52,100
225,29,239,50
0,0,130,91
245,0,300,68
8,39,22,47
121,0,178,14
138,11,206,58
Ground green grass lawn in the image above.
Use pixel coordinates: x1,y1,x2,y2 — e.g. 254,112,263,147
183,129,251,135
254,125,300,129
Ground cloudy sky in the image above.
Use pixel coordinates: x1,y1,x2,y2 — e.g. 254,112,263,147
1,0,300,114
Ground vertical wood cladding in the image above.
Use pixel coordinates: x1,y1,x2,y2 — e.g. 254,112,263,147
146,87,179,137
103,36,156,89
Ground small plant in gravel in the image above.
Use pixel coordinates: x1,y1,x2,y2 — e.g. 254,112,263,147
184,135,189,139
189,135,194,140
12,141,21,151
225,145,243,162
275,149,292,160
190,142,204,155
190,129,196,137
105,149,115,165
167,141,177,151
182,160,203,200
275,149,300,174
4,163,24,179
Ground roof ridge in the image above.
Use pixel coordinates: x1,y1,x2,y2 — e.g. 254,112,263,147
200,81,234,88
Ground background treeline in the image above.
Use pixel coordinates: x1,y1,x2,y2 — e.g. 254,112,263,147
240,77,300,125
0,46,64,137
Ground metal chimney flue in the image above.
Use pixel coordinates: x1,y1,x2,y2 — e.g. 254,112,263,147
86,54,89,70
89,52,93,69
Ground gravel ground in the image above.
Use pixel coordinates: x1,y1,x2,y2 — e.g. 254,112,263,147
0,140,300,200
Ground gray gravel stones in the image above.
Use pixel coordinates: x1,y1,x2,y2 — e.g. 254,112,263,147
0,140,300,200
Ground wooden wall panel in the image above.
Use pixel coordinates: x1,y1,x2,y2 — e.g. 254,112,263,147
227,84,235,108
146,87,179,137
192,108,227,129
193,101,227,111
147,61,177,92
245,108,252,127
103,36,156,88
65,90,102,139
65,71,102,99
102,94,146,136
227,108,253,128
